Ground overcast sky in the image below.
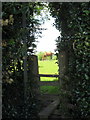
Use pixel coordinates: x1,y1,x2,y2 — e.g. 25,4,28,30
36,15,60,53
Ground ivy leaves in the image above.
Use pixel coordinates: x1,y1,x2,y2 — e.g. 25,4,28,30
49,2,90,117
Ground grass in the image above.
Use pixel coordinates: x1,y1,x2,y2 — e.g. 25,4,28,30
40,86,60,94
38,60,58,81
38,60,60,94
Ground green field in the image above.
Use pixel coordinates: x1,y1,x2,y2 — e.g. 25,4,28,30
40,85,60,94
38,60,59,81
38,60,59,94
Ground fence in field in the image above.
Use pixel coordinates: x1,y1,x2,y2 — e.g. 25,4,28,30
38,74,59,87
39,74,59,77
28,51,68,95
32,74,60,94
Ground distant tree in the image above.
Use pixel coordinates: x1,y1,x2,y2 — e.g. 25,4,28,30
37,51,45,60
52,55,57,60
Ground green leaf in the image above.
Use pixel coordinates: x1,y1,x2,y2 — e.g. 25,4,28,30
85,74,89,80
83,10,90,15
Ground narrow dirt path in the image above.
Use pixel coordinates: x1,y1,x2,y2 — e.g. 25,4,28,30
37,93,61,119
38,93,59,108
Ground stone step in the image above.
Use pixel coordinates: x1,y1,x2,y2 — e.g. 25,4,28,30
38,98,60,120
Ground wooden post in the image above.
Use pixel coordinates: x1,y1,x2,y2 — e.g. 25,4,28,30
0,2,2,120
58,51,68,85
22,11,28,99
58,51,69,116
29,55,40,95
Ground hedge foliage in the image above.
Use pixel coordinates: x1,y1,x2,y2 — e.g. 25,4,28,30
49,2,90,117
2,2,46,119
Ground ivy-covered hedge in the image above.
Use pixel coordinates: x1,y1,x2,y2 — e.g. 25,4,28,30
2,2,45,119
49,2,90,118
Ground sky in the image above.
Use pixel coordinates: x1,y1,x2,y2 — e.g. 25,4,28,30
36,15,60,53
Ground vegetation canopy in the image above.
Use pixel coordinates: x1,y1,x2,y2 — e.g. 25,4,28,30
49,2,90,117
2,2,48,119
2,2,90,119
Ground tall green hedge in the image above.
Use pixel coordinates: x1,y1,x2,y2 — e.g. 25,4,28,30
49,2,90,118
2,2,46,119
